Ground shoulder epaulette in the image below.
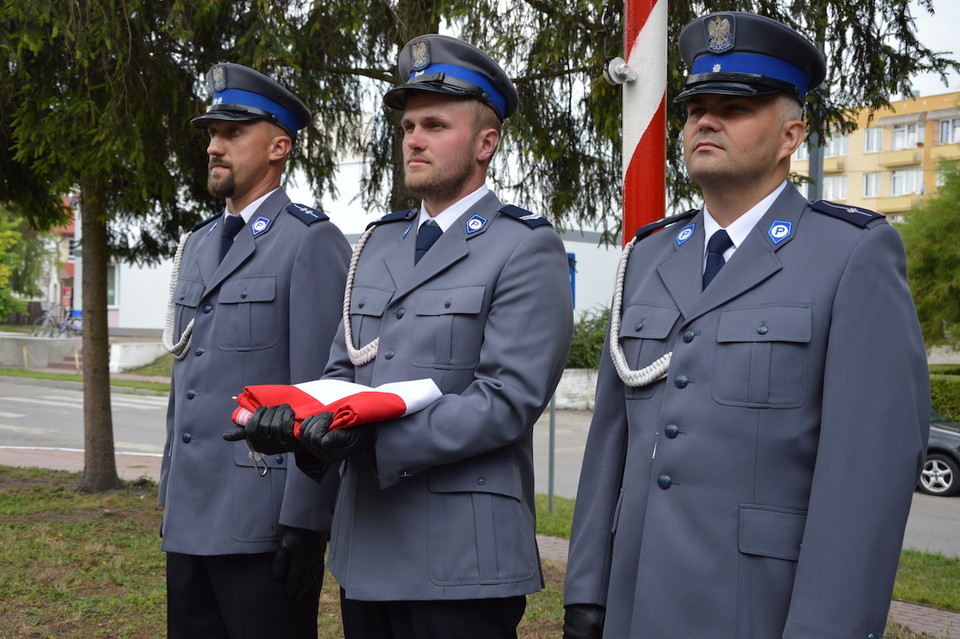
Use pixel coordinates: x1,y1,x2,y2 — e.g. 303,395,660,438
190,213,220,233
286,203,329,226
635,209,698,241
499,204,552,229
811,200,884,228
365,208,418,230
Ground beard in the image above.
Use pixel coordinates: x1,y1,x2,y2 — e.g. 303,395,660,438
404,147,475,202
207,166,235,199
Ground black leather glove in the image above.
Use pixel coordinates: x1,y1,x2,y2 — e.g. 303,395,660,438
319,423,377,463
297,412,335,460
222,404,303,454
563,604,605,639
272,525,328,600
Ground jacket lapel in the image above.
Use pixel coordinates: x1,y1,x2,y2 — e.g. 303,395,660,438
203,189,289,293
661,185,807,325
656,213,707,322
196,219,224,288
387,192,501,302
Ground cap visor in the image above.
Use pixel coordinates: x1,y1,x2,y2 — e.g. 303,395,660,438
674,82,782,103
383,83,480,111
189,111,265,128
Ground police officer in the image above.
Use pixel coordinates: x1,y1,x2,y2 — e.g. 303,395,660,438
235,35,573,638
563,13,930,639
159,63,351,638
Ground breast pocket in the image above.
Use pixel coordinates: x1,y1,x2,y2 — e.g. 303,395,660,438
172,278,203,337
411,285,486,370
618,304,680,399
350,286,393,349
714,304,811,407
215,276,278,351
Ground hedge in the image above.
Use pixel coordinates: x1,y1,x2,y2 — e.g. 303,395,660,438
931,373,960,420
566,306,610,369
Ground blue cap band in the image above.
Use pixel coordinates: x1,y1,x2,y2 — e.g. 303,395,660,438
692,52,809,98
213,88,301,137
412,63,507,119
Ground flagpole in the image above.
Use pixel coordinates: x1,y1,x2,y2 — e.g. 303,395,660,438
605,0,668,244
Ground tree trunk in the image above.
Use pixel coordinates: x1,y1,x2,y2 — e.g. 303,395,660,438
77,175,122,492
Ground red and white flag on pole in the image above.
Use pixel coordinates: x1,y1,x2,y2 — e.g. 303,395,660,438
232,378,442,431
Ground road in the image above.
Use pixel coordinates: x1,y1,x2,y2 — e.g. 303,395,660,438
1,377,957,557
0,377,167,454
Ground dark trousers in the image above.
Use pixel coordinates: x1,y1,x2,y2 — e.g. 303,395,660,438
339,589,526,639
166,551,320,639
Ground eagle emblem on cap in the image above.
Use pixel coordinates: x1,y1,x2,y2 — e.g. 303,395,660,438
707,16,734,52
411,40,430,72
212,64,227,92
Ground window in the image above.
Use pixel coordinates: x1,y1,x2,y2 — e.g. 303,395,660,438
823,133,849,158
106,263,118,307
939,118,960,144
864,127,882,153
891,169,923,196
794,144,809,161
892,123,923,150
863,172,881,198
822,176,848,201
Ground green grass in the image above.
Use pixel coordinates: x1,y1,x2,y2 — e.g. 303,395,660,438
535,493,576,539
0,465,950,638
124,353,173,378
895,549,960,609
0,366,169,394
0,467,166,637
0,324,33,334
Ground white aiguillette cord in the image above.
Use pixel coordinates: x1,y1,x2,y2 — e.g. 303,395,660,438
162,225,383,368
608,236,672,387
342,227,379,367
162,231,194,359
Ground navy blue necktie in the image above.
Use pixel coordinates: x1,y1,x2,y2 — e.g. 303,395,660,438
703,230,733,290
415,220,442,264
219,215,245,263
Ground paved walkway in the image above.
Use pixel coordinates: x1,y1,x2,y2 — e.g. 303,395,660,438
0,447,958,637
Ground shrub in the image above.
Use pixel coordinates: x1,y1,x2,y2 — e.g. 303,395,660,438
931,373,960,420
566,306,610,369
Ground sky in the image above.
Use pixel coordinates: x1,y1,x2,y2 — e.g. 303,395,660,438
909,0,960,96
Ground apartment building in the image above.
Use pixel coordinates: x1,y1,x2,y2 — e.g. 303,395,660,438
793,90,960,221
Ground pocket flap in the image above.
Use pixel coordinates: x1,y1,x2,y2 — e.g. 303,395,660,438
718,305,812,343
416,285,485,316
219,276,276,304
738,504,806,560
428,456,521,499
173,279,204,308
618,304,680,339
351,286,393,316
231,442,287,469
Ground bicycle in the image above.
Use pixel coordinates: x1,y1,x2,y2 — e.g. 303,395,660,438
31,309,83,338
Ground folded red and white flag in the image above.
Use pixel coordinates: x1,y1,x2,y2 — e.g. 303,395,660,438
232,378,442,432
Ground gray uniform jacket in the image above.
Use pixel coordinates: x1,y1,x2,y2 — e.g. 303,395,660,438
159,188,351,555
564,185,930,639
323,191,573,601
